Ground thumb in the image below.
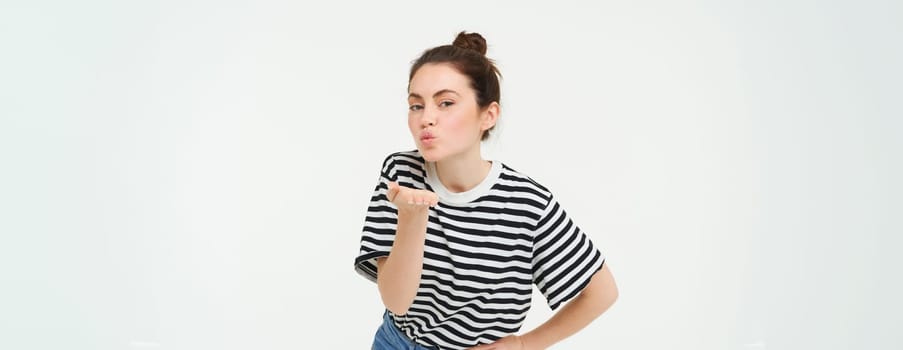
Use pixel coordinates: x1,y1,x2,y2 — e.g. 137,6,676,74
386,181,399,201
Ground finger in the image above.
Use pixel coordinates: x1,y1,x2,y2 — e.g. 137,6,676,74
416,192,434,206
386,182,399,201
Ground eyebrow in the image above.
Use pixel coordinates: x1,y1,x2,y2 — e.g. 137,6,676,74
408,89,460,99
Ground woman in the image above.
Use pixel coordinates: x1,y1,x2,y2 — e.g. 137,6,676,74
355,31,618,350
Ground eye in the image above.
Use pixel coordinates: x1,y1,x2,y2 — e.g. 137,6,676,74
409,104,423,111
439,100,455,108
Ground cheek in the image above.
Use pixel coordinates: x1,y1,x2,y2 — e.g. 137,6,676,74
452,114,482,139
447,112,475,132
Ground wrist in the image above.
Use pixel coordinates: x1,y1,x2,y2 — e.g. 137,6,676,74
517,334,531,350
519,332,548,350
397,207,430,219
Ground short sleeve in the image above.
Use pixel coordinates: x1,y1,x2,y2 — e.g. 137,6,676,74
353,154,399,283
532,195,605,310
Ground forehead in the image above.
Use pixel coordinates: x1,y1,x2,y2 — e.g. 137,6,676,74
408,63,472,96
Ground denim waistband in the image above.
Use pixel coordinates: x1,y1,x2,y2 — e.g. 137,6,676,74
379,311,440,350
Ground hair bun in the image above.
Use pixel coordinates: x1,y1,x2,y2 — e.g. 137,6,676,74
452,31,488,55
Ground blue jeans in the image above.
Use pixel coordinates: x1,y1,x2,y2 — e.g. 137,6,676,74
372,311,438,350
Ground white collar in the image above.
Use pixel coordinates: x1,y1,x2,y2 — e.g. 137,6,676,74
424,159,502,205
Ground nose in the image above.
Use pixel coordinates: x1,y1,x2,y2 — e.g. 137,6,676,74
421,108,437,127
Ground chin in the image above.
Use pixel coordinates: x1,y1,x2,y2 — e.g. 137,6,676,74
418,147,442,162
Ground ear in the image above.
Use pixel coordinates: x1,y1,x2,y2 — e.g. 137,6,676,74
479,101,500,132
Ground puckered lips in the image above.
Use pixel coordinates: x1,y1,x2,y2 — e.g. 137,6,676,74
420,130,436,145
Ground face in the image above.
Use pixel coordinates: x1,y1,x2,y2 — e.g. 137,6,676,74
407,63,497,162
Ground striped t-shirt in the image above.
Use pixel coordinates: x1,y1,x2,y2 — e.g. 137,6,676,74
354,150,605,349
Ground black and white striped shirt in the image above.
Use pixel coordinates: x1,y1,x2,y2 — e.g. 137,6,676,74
354,150,605,349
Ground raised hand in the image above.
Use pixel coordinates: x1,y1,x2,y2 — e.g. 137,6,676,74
386,181,439,214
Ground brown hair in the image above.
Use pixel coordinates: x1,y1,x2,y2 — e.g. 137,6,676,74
409,31,502,141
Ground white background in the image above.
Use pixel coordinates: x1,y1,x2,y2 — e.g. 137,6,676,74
1,1,900,349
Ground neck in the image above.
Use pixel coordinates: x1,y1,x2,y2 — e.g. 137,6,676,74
434,145,491,193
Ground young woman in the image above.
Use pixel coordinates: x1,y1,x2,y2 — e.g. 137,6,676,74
355,31,618,350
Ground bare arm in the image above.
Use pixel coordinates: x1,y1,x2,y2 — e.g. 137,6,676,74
376,210,430,315
470,264,618,350
376,181,438,315
521,264,618,349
